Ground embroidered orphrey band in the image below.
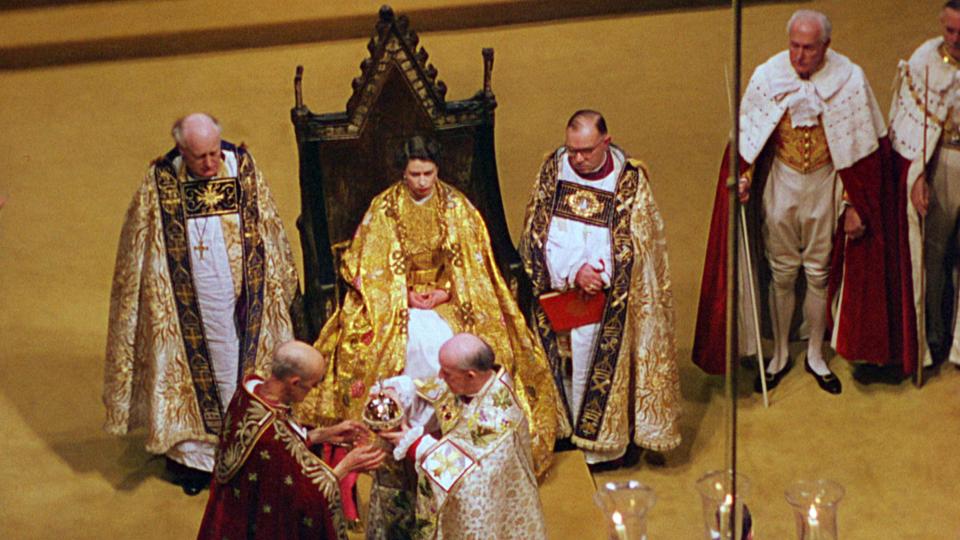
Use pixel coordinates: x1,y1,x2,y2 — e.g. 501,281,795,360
182,177,241,218
552,180,615,227
155,162,225,434
520,150,638,440
573,167,637,439
235,149,267,388
153,144,266,435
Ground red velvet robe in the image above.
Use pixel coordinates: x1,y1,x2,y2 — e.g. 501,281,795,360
692,138,913,375
197,376,347,540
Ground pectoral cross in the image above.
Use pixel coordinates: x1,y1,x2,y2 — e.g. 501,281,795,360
193,239,209,260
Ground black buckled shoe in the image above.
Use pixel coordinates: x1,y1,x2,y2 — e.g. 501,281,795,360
805,360,842,394
754,358,793,394
165,458,211,496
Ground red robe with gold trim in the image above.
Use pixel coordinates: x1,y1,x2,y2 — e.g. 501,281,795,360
693,50,911,374
197,376,347,540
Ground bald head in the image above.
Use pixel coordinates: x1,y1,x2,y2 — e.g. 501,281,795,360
566,109,607,136
437,334,495,396
272,340,326,381
440,333,495,372
172,113,222,178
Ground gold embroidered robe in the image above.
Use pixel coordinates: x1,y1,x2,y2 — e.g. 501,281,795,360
519,148,682,453
103,142,300,455
198,375,348,540
301,181,557,476
413,369,546,540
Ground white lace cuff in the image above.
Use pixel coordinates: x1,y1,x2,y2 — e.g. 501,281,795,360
392,425,425,461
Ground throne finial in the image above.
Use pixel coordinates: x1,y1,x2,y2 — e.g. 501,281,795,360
482,48,494,95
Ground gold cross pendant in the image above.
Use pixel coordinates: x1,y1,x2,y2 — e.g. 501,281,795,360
193,239,209,260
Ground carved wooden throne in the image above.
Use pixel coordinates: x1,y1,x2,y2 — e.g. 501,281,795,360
290,5,526,339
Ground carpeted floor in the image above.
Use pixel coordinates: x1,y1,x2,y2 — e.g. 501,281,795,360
1,1,958,538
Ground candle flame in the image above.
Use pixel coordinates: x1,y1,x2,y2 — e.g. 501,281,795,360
723,493,733,505
612,511,624,525
808,504,819,521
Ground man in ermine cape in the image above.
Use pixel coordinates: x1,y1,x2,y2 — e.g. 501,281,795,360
886,0,960,380
104,113,301,493
693,10,910,393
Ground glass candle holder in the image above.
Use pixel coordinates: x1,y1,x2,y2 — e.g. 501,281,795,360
784,479,844,540
594,480,656,540
696,470,751,540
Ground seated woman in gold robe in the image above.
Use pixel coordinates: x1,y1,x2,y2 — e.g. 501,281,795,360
301,136,558,477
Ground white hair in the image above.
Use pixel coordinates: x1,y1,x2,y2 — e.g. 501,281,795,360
171,113,222,147
786,9,832,43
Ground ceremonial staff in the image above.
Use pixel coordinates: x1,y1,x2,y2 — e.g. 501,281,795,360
724,66,770,408
723,0,743,536
916,65,930,388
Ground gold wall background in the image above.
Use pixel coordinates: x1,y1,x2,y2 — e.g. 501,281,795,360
2,1,957,539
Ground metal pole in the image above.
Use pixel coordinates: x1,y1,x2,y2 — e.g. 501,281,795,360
724,0,742,537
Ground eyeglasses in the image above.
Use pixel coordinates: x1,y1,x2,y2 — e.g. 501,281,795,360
565,138,607,158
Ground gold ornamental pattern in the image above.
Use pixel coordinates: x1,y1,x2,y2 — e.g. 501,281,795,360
519,147,682,453
305,180,558,477
154,160,227,433
553,180,615,227
103,144,300,457
182,177,240,217
414,369,546,540
773,112,832,173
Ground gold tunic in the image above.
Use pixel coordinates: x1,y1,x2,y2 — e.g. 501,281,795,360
773,111,832,173
402,193,458,327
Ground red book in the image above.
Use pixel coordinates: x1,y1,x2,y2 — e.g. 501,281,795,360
538,289,606,332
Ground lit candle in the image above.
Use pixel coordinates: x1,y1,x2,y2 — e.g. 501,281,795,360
611,511,628,540
807,504,822,540
718,493,733,539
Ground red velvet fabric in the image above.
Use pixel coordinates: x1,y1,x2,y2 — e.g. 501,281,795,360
693,139,912,374
316,445,359,521
197,383,342,540
691,146,747,375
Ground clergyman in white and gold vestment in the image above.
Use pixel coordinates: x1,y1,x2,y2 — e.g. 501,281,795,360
103,113,300,493
519,110,682,467
381,333,547,540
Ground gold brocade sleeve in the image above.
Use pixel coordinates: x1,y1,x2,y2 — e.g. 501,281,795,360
103,177,152,434
251,159,299,374
302,185,411,426
624,166,682,452
103,169,212,451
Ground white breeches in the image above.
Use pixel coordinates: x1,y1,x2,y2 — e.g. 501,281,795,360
762,158,838,292
924,146,960,364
